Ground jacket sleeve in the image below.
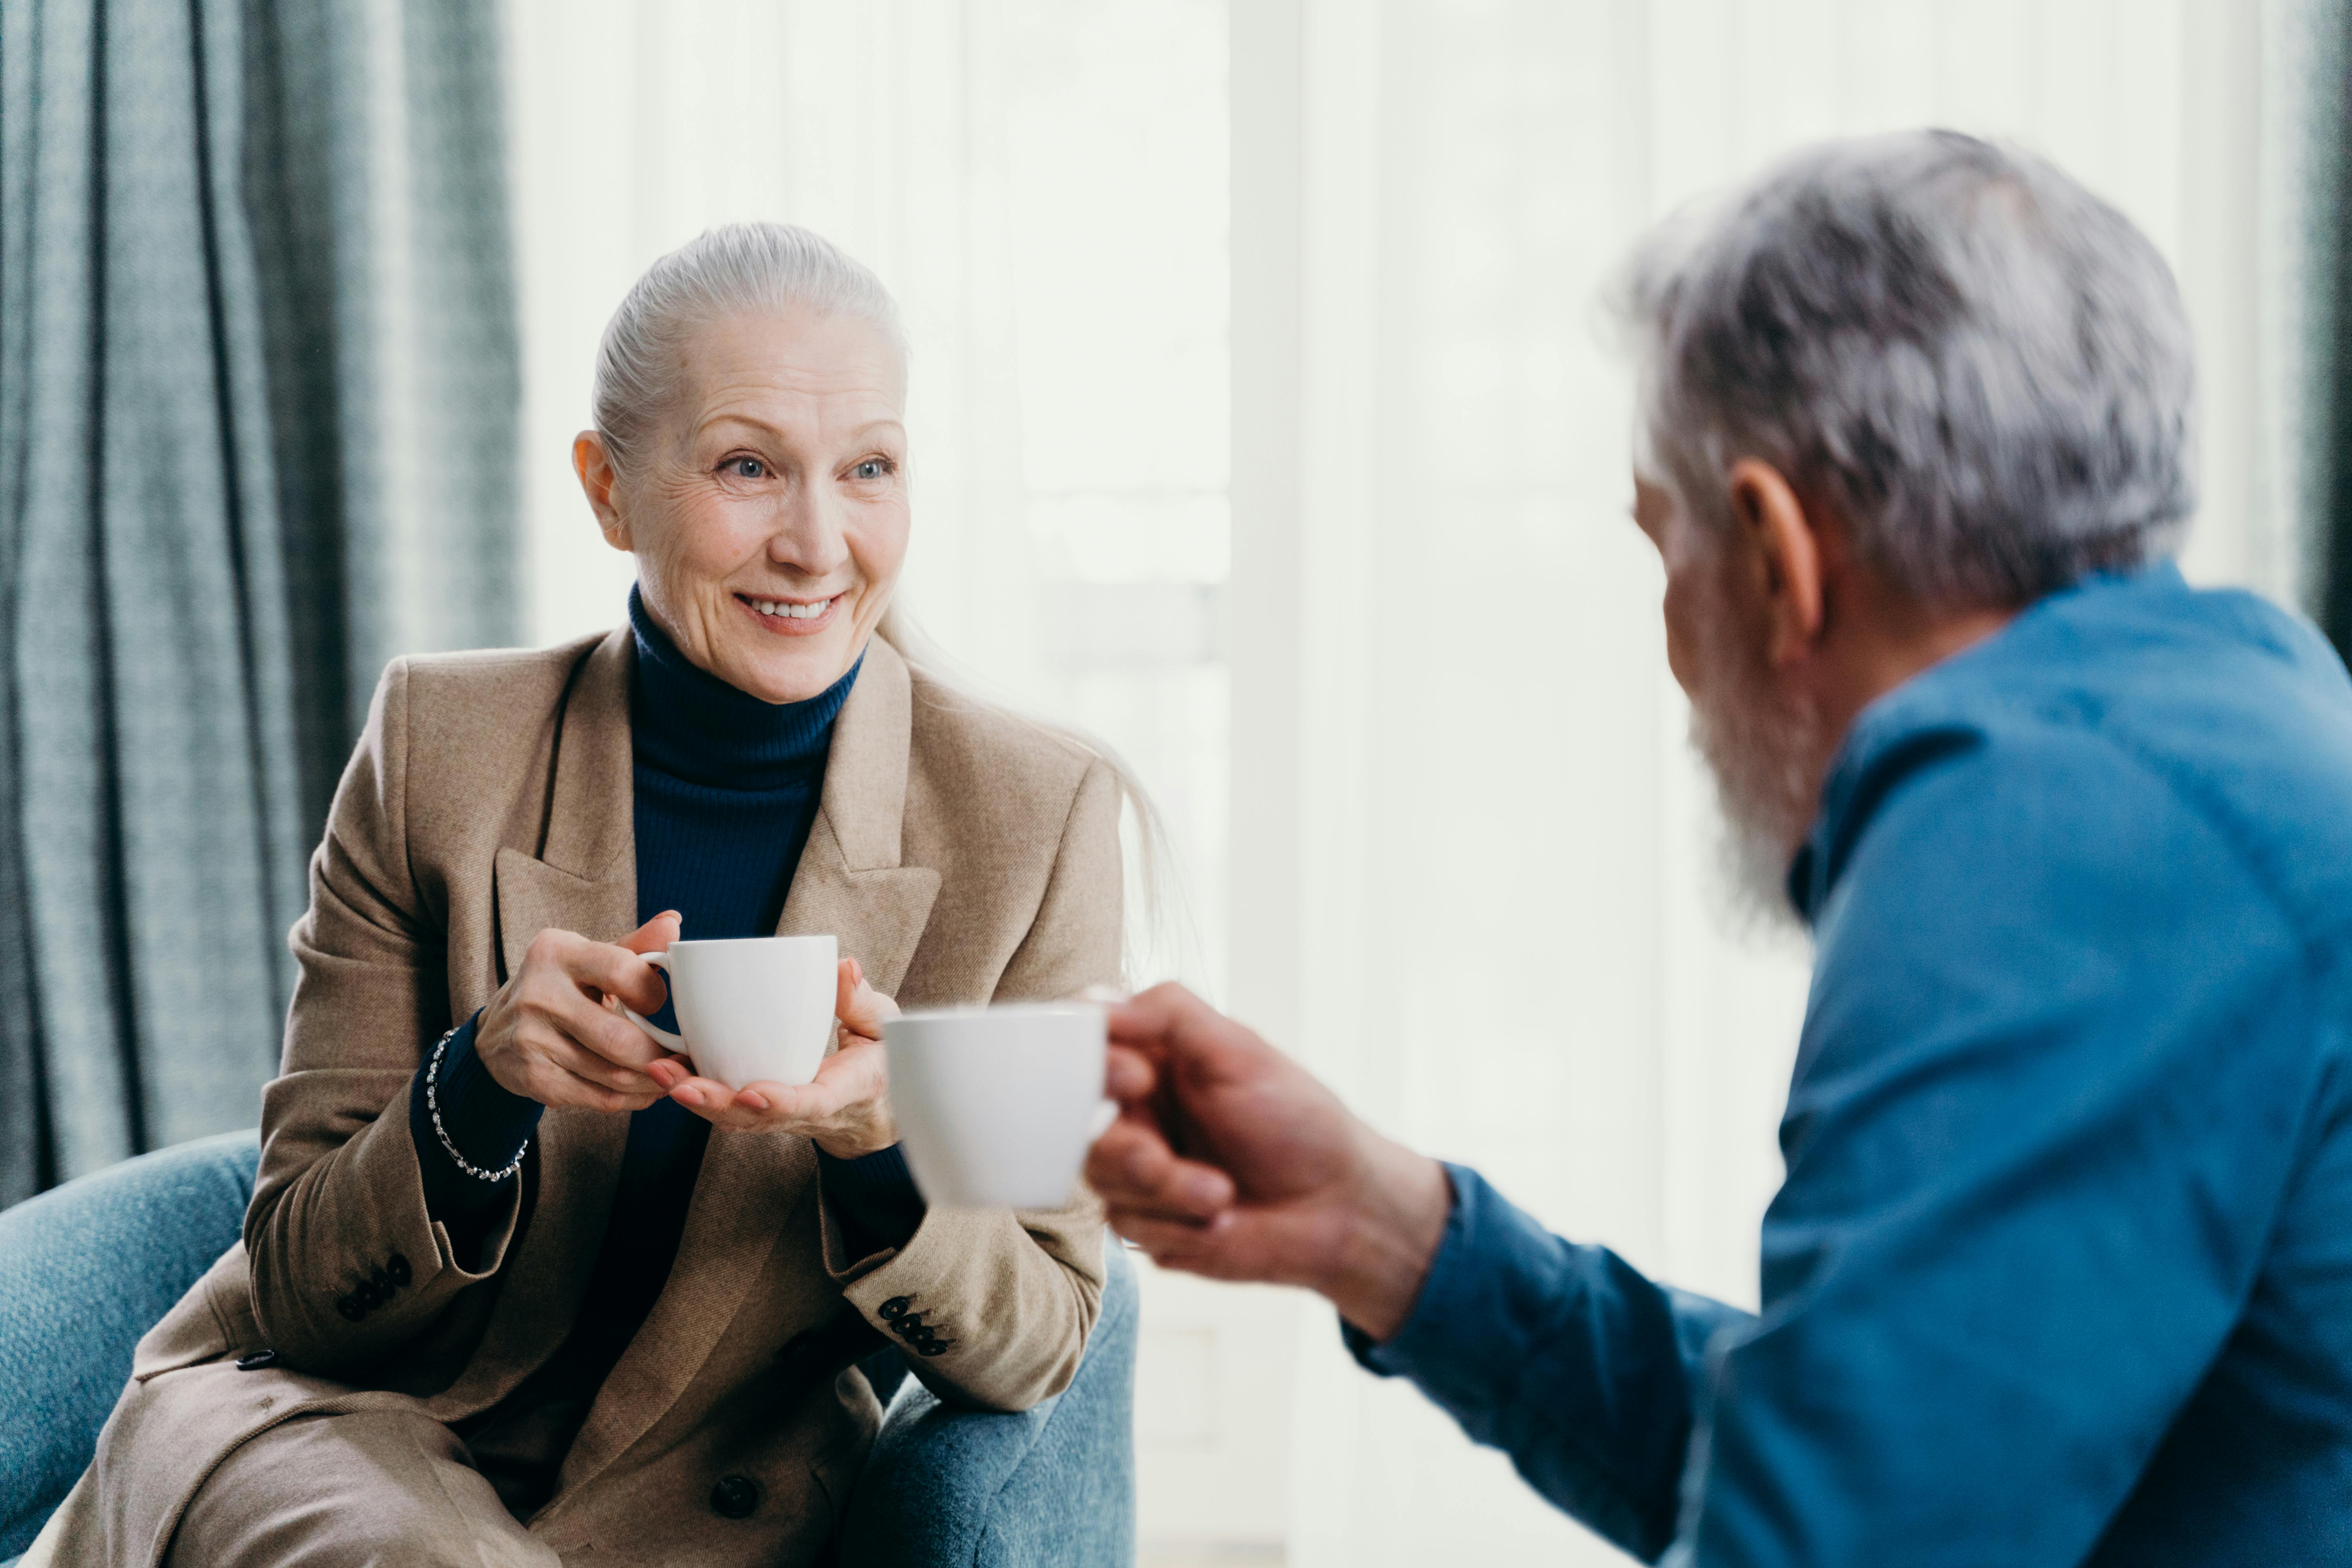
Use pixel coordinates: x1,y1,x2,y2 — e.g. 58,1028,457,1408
243,659,528,1376
826,757,1122,1410
1347,1165,1751,1561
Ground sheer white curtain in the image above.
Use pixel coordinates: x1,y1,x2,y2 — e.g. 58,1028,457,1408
507,2,2284,1564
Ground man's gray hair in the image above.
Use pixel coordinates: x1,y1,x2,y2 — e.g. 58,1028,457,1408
592,221,907,474
1622,130,2198,608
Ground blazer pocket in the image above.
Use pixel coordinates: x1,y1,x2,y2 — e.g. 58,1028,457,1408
808,1365,882,1521
131,1244,251,1382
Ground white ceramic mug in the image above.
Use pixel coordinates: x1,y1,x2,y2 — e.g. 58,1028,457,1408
621,934,838,1090
883,1002,1118,1210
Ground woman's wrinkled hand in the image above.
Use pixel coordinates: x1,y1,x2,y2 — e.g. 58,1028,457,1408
646,958,902,1158
474,912,687,1111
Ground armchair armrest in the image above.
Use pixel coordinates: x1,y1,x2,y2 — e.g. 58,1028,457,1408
841,1237,1139,1567
0,1131,260,1560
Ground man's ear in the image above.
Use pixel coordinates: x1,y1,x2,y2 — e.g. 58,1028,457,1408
1726,458,1824,666
574,432,632,553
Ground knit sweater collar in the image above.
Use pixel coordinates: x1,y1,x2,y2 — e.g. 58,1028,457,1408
628,586,861,790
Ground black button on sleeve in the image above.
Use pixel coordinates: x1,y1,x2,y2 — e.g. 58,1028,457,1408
234,1349,279,1371
878,1296,910,1319
386,1253,412,1287
916,1341,948,1357
334,1295,365,1323
710,1475,760,1519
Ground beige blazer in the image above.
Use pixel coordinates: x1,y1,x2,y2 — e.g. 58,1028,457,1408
48,629,1120,1567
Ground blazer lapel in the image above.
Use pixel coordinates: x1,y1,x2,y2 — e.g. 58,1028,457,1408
435,630,639,1415
780,634,941,995
551,633,941,1496
499,627,639,955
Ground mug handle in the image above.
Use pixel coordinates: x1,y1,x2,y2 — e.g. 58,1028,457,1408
619,950,686,1054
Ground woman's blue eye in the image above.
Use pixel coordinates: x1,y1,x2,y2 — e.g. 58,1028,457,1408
854,460,887,481
730,457,764,478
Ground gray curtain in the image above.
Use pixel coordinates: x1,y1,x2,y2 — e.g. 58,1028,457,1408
0,0,519,1203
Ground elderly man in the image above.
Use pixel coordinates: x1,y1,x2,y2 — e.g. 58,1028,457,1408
1090,130,2352,1565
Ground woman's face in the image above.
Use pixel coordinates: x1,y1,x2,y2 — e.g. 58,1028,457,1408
577,307,909,704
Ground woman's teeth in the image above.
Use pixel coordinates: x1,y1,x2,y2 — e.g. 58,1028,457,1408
752,597,834,620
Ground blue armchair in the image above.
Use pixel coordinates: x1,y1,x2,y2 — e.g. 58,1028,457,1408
0,1131,1136,1566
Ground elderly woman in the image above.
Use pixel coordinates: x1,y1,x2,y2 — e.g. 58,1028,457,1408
45,224,1121,1566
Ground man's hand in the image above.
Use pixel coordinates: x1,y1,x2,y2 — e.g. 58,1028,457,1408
475,912,685,1111
1085,982,1453,1342
645,957,903,1158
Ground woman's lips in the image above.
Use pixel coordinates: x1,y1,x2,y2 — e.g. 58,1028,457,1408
736,592,844,637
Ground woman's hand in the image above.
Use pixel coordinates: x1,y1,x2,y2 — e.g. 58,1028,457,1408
475,912,686,1111
646,958,901,1158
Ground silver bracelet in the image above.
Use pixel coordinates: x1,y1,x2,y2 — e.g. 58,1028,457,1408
426,1021,529,1183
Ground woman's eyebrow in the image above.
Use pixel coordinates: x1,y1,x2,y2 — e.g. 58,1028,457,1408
696,412,787,442
695,414,907,444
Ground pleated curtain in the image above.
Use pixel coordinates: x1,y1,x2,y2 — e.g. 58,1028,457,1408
0,0,519,1203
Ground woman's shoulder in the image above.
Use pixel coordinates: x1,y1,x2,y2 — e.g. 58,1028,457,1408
386,630,612,719
392,630,613,709
370,629,624,784
901,660,1107,807
892,652,1126,987
893,651,1121,866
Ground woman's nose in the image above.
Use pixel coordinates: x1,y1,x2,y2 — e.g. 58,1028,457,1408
767,488,852,577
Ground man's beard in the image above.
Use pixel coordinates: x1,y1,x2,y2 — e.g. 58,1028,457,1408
1683,564,1824,932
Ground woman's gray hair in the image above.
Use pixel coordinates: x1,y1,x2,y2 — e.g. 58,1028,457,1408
1620,129,2198,608
592,221,909,474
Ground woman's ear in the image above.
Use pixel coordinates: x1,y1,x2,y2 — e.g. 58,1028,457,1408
574,432,632,552
1726,457,1825,666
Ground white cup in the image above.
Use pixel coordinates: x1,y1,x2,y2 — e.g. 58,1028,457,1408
621,934,838,1090
883,1002,1118,1210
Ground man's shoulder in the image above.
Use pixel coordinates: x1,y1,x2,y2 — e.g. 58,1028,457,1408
1817,570,2352,953
1793,577,2352,1209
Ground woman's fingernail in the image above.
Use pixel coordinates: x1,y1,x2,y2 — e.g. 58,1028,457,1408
1187,1173,1226,1208
739,1092,768,1111
678,1087,702,1107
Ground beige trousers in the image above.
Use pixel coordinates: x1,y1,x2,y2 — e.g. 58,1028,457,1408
161,1407,564,1568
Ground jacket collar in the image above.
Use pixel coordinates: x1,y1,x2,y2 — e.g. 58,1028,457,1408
494,627,940,980
1786,562,2192,921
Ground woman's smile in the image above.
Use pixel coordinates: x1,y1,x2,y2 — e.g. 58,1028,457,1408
736,590,845,635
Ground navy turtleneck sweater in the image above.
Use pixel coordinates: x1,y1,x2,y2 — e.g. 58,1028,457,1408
407,592,923,1450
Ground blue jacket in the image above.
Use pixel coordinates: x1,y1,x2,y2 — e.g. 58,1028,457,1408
1351,564,2352,1564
